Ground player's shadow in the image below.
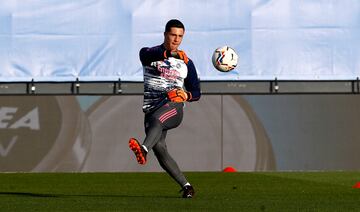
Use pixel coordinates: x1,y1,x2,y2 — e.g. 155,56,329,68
0,191,179,199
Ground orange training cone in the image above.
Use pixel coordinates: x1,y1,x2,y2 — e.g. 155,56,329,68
352,182,360,188
223,166,237,172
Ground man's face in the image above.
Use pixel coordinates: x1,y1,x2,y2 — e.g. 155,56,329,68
164,27,184,51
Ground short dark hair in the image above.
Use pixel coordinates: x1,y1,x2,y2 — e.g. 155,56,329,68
165,19,185,32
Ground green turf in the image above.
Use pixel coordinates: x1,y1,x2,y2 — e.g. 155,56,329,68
0,172,359,211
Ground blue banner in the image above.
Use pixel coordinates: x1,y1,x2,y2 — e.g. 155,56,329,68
0,0,359,81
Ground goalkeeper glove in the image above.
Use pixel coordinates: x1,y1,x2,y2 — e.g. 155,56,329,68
167,88,190,103
164,50,189,64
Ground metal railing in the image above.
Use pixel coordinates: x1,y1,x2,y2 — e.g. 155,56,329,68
0,79,359,95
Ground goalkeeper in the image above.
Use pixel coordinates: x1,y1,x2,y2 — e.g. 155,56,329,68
129,19,201,198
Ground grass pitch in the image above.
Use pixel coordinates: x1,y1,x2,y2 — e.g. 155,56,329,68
0,172,359,211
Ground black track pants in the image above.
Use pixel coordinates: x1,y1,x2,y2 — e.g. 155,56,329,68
143,102,187,187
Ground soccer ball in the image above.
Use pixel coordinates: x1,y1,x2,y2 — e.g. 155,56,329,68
212,46,238,72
